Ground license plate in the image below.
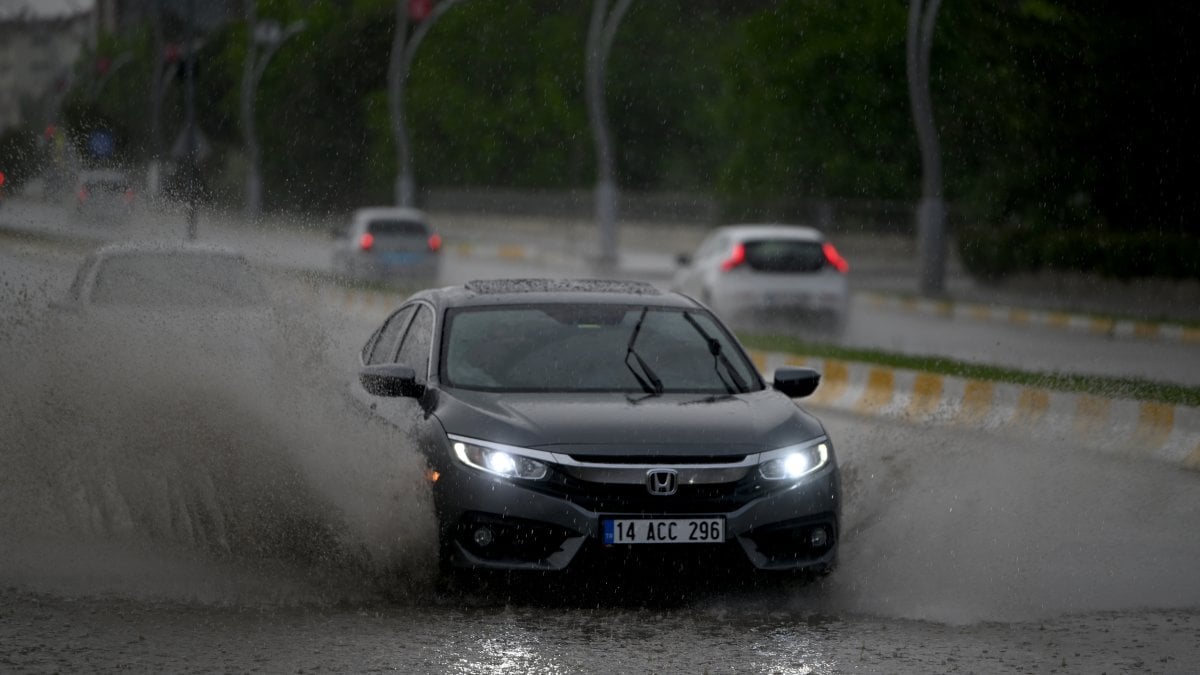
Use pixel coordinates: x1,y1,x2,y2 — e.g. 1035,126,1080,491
602,518,725,545
380,251,422,264
764,291,810,306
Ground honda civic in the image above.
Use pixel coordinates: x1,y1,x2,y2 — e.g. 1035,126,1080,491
351,279,840,576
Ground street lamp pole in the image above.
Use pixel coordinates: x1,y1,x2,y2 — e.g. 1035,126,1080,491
585,0,632,273
907,0,946,295
241,1,304,222
389,0,469,208
183,0,198,239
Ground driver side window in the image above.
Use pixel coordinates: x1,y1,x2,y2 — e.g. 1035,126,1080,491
396,304,434,384
366,306,415,365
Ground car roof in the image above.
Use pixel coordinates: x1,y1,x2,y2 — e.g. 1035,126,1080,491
409,279,701,310
715,224,826,242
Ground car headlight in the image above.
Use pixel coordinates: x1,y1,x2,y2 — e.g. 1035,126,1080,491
758,443,829,480
453,441,549,480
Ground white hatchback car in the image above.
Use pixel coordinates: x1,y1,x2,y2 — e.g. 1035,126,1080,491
672,224,850,334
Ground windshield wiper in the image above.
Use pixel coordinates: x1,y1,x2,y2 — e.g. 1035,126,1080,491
682,312,749,394
625,307,664,395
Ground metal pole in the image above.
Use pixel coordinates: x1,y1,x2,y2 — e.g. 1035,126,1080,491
395,0,470,208
388,1,412,206
241,0,261,221
183,0,198,239
585,0,631,274
907,0,946,295
149,0,163,199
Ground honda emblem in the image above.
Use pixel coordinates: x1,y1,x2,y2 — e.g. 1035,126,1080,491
646,469,678,496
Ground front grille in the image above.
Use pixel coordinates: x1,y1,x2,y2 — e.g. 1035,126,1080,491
567,454,748,465
528,471,770,514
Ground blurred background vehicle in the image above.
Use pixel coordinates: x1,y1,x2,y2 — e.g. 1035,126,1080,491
50,243,279,366
73,169,135,224
672,225,850,335
331,207,441,285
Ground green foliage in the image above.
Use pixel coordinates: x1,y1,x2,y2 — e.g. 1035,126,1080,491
715,1,915,202
0,126,44,187
406,0,588,189
958,226,1200,281
58,0,1197,280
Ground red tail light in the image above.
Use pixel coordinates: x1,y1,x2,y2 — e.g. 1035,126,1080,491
77,187,89,202
428,233,442,252
359,232,374,251
123,188,135,204
823,242,849,273
720,242,746,271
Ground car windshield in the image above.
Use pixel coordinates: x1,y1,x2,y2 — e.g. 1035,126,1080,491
743,239,826,273
441,304,761,394
89,252,268,308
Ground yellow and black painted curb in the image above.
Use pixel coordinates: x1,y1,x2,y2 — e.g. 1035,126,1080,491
749,349,1200,472
860,291,1200,344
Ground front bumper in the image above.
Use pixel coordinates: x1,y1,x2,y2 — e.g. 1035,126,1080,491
433,455,840,573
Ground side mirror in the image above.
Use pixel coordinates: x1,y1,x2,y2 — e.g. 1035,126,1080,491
675,253,692,267
773,366,820,398
359,363,422,398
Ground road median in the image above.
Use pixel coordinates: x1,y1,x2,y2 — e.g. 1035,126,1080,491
749,349,1200,472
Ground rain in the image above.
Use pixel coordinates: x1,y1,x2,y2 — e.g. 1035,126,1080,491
1,0,1198,671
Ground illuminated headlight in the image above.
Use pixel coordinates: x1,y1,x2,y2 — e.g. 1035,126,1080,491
453,441,548,480
759,443,829,480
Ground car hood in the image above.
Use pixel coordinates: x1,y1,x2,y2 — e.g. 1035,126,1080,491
433,388,826,457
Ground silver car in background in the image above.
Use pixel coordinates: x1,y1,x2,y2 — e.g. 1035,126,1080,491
73,169,136,225
332,207,442,284
50,243,279,367
673,224,850,334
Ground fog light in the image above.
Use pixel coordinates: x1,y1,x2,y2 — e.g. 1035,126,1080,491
810,527,828,548
473,527,494,547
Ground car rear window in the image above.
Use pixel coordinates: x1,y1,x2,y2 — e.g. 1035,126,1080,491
743,239,826,273
367,219,427,237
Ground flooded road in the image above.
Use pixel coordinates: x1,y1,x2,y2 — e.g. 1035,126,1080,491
2,241,1200,672
4,589,1198,673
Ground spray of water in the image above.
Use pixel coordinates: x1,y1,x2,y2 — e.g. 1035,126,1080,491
0,283,437,605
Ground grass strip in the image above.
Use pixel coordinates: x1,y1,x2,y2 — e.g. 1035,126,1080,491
739,333,1200,408
867,289,1200,330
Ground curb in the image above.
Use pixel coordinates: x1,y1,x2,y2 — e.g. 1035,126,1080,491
860,291,1200,344
748,349,1200,472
